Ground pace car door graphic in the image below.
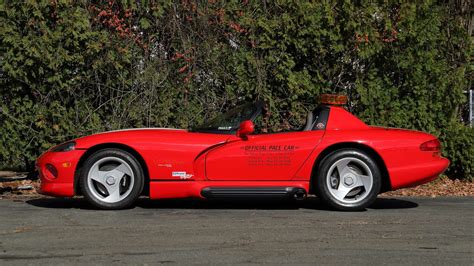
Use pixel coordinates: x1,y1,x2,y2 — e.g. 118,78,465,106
205,131,324,180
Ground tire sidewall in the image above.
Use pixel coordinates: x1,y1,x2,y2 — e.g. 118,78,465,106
80,149,144,209
316,149,381,211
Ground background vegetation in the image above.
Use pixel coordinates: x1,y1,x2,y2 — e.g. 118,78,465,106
1,1,472,179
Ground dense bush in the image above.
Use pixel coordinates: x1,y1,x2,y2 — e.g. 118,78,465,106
0,1,472,179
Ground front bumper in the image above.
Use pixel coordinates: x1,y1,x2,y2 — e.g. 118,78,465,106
36,150,86,197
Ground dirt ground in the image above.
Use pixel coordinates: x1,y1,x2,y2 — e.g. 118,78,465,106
1,174,472,199
383,176,474,197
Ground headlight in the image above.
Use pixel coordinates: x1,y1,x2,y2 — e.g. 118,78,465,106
51,141,76,152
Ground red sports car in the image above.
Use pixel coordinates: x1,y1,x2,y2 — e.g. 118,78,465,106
36,95,449,211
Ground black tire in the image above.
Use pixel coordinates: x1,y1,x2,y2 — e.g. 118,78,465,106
315,149,381,211
80,148,144,210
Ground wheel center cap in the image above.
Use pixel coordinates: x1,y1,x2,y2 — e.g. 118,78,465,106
106,176,115,185
344,175,354,186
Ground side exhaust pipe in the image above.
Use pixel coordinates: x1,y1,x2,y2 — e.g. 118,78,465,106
293,188,307,200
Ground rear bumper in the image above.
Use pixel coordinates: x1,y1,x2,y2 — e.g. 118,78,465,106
36,150,85,197
390,157,450,190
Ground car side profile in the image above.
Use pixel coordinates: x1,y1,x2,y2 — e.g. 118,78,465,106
36,95,449,211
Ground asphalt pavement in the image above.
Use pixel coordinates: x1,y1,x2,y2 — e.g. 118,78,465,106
0,196,472,265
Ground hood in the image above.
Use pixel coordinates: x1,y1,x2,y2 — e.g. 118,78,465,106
74,127,191,149
93,127,186,134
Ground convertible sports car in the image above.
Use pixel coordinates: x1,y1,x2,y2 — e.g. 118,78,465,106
36,95,449,211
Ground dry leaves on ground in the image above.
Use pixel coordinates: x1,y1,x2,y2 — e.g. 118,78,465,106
0,179,39,199
382,176,474,197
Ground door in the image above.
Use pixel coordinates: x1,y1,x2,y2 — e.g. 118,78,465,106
205,131,324,180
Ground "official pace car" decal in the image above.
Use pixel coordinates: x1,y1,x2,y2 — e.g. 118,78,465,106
240,145,299,167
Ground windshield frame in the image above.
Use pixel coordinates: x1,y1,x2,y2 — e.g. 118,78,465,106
191,102,264,134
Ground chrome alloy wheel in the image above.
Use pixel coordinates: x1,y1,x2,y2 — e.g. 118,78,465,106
87,157,135,204
326,157,373,204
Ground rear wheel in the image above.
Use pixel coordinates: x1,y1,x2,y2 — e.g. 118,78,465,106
315,149,381,211
80,149,144,209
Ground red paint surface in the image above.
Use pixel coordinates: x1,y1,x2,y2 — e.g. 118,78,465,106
37,150,85,197
149,181,311,199
37,106,449,199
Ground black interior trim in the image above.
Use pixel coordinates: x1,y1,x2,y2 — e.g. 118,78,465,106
201,186,306,199
312,106,330,130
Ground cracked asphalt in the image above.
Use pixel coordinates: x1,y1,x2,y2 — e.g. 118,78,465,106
0,197,472,265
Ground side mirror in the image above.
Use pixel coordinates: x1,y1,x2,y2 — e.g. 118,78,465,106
237,120,255,138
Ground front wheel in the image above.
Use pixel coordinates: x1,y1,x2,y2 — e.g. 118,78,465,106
80,149,144,209
315,149,381,211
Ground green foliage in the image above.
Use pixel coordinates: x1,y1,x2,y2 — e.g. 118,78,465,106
440,122,474,181
0,1,472,179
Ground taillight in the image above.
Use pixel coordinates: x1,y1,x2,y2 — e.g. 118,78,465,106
420,139,441,152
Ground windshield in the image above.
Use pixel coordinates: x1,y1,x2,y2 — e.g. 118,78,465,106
192,102,261,133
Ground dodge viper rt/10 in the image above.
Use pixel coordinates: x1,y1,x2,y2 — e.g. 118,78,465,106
36,95,449,211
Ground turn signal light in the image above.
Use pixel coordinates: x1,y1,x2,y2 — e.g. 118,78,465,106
319,94,348,105
420,139,441,152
